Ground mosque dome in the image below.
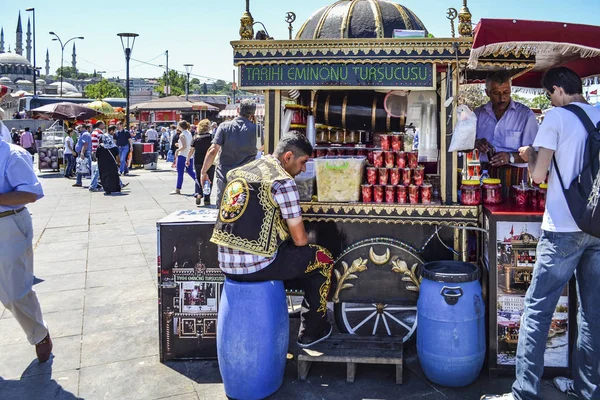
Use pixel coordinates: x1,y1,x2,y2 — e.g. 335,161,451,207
36,78,47,85
0,52,31,66
15,79,33,85
0,77,12,84
296,0,428,40
49,81,79,93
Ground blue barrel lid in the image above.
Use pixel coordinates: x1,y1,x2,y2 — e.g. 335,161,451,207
421,261,480,283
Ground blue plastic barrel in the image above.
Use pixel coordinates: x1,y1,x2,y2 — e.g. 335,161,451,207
217,279,289,400
417,261,485,387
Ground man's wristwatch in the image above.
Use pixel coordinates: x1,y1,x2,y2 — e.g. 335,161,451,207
508,153,515,164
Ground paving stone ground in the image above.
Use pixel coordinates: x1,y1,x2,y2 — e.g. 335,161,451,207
0,159,569,400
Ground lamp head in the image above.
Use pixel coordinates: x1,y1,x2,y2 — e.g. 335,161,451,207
26,8,34,11
49,31,55,35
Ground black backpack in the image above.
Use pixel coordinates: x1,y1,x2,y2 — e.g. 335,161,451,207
552,104,600,237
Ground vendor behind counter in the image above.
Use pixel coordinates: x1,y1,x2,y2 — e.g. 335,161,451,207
474,71,539,197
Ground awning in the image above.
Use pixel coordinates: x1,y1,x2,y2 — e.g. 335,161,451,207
218,103,265,118
133,96,219,112
469,19,600,88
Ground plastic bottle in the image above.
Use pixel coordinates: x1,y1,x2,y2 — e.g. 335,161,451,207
480,170,490,184
203,180,211,196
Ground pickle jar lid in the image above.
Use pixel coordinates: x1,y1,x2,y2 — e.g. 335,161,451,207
461,180,481,186
482,178,501,185
539,183,548,189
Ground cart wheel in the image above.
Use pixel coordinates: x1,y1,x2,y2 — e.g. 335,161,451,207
334,301,417,343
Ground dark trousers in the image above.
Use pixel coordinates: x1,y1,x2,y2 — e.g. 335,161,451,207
225,240,336,338
149,140,159,153
194,164,215,204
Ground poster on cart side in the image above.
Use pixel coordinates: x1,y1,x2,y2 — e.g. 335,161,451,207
495,221,569,367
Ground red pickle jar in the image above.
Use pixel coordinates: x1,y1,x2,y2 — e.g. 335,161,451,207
356,148,368,157
327,148,338,156
384,151,395,168
530,187,539,209
389,168,400,185
316,148,327,157
397,185,407,203
413,166,425,186
385,185,396,203
378,168,389,185
421,183,432,203
367,150,375,164
391,135,402,151
513,185,530,207
407,152,418,169
373,185,384,203
538,183,548,210
366,167,378,185
482,178,503,205
408,184,420,204
373,151,384,167
461,180,482,205
396,151,406,169
402,168,412,186
361,184,373,202
380,134,391,151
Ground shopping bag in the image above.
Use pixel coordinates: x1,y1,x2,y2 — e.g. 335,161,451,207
76,157,90,175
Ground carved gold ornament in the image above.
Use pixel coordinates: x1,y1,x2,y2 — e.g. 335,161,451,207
391,259,422,293
332,257,368,303
369,247,391,265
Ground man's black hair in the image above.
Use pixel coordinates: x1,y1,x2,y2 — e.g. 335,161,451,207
486,70,511,90
24,127,30,131
542,67,583,96
273,131,313,158
108,125,116,132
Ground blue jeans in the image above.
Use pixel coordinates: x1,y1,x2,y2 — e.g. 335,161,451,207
89,163,100,190
176,155,196,190
76,152,92,185
64,153,75,177
512,230,600,400
118,145,129,174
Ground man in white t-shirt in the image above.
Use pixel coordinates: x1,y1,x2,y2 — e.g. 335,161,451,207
145,125,159,152
482,67,600,400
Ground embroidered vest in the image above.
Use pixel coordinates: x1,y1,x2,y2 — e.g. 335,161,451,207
210,157,292,257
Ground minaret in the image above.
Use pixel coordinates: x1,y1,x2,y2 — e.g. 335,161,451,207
45,48,50,76
71,42,77,71
0,27,5,53
15,11,23,56
26,17,32,62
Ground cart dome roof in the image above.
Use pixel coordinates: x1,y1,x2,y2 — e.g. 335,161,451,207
296,0,428,40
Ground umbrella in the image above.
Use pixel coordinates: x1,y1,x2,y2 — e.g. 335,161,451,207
86,100,124,120
468,19,600,88
30,102,101,120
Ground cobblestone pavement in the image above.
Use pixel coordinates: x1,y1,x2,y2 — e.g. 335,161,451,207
0,159,569,400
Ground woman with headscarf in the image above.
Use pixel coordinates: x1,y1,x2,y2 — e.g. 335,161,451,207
170,121,196,195
186,119,214,206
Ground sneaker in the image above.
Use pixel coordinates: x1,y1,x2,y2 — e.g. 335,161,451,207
72,183,82,187
297,325,333,348
196,195,202,206
170,189,180,195
480,395,514,400
121,182,130,189
89,187,103,192
553,377,577,396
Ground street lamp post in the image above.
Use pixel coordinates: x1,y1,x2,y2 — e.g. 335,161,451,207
117,33,139,133
184,64,193,101
49,32,84,97
25,8,37,96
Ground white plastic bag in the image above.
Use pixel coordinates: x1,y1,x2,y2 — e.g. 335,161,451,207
448,105,477,152
76,157,90,175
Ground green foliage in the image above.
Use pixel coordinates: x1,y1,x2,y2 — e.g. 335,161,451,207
529,94,552,110
84,79,126,99
190,78,200,85
157,70,186,97
511,94,531,106
55,66,91,80
458,85,488,110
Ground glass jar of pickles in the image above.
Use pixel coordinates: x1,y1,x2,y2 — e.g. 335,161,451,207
482,178,502,205
461,180,482,205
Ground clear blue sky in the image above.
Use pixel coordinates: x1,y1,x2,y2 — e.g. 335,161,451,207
2,0,599,83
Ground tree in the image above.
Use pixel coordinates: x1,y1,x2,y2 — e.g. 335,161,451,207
190,78,200,85
458,85,488,110
511,94,532,107
157,70,187,97
84,79,126,99
55,66,91,80
529,94,552,111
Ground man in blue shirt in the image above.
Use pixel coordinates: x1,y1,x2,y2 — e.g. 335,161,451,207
0,136,52,362
73,124,92,187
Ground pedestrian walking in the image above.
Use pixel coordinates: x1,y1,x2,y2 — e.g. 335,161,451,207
34,127,43,152
482,67,600,400
73,125,92,187
145,124,159,152
63,128,76,178
186,119,214,206
0,137,52,362
115,121,132,176
159,127,170,160
170,120,196,195
20,127,36,159
199,99,261,205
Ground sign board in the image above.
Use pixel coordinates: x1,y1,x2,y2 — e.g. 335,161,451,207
239,62,435,90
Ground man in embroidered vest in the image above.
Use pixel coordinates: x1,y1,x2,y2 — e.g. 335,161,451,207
211,132,335,348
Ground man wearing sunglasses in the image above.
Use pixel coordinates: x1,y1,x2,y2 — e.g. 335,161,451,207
474,71,539,195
